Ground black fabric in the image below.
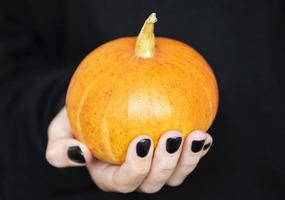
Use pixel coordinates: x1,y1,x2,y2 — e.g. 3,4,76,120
1,0,284,199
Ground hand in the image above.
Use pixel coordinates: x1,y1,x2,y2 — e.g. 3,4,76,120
46,107,213,193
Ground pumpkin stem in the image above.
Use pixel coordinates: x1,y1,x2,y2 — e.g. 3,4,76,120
135,13,157,58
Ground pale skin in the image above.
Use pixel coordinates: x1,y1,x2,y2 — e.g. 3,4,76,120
46,107,213,193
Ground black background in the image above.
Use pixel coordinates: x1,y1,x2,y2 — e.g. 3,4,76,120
0,0,285,200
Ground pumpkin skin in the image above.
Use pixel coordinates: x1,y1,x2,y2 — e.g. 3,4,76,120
66,37,219,164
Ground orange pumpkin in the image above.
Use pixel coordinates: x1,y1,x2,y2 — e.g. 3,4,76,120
66,13,219,164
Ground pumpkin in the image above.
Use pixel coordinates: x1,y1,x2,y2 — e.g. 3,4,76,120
66,13,219,164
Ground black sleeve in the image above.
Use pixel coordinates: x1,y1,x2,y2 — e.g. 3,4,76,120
0,1,77,197
0,1,74,147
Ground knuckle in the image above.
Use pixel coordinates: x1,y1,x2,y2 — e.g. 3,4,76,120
183,160,198,169
129,165,149,178
154,153,164,163
140,185,162,194
96,184,112,192
116,185,136,194
167,179,183,187
45,148,60,167
176,164,197,177
45,148,55,163
154,155,175,175
112,176,138,194
158,165,175,175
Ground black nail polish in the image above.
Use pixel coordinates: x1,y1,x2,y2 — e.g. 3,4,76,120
203,143,211,150
166,137,182,154
136,139,151,157
67,146,86,164
191,140,205,153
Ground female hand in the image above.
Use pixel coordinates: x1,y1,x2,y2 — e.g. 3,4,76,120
46,107,213,193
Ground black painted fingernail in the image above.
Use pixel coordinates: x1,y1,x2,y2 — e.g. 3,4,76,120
203,143,211,150
136,139,151,157
67,146,86,164
191,140,205,153
166,137,182,154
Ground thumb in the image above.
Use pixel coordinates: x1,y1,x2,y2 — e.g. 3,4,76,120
46,138,92,168
45,107,92,168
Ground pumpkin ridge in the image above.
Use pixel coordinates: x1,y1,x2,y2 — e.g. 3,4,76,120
99,78,121,163
76,81,94,142
76,81,95,142
101,55,136,163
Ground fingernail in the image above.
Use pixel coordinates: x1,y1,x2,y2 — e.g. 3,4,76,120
166,137,182,154
191,140,205,153
203,143,211,150
136,139,151,158
67,146,86,164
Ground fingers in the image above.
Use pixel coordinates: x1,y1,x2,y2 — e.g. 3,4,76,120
166,130,208,186
87,136,154,193
201,133,213,157
138,131,183,193
45,107,92,168
86,130,213,193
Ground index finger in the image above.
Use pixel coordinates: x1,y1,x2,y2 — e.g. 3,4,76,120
87,136,154,193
